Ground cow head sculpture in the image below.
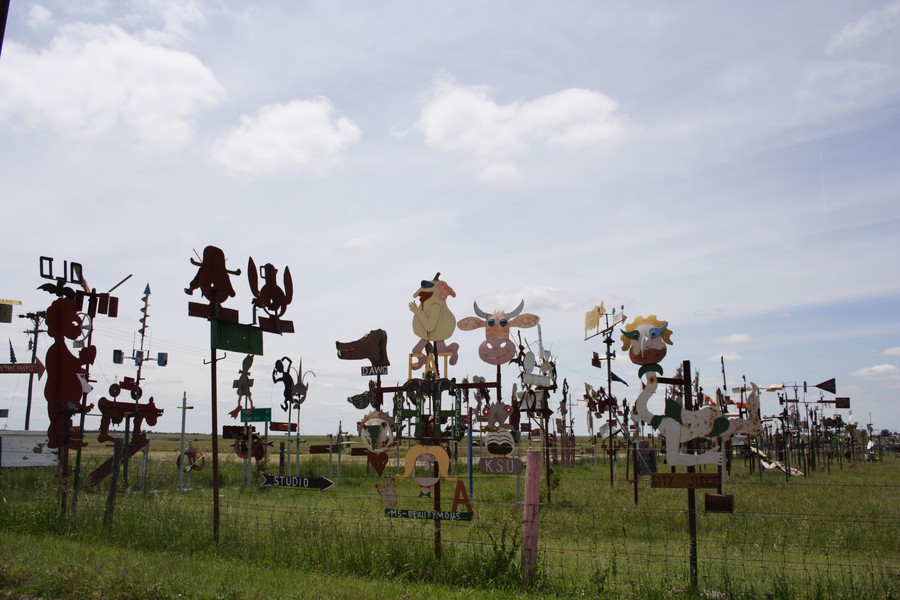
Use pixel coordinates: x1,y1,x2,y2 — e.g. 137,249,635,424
457,300,539,365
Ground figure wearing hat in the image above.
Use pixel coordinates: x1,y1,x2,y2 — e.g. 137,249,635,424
408,273,459,369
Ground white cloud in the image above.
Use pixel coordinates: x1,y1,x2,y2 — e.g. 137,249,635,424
717,333,752,345
138,0,206,46
338,233,384,251
713,352,742,363
477,285,579,314
853,364,900,381
27,5,54,28
880,347,900,356
211,99,362,174
827,1,900,56
0,24,223,147
794,60,900,122
418,79,625,182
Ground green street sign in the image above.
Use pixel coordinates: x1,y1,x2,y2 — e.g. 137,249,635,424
211,319,263,355
241,408,271,423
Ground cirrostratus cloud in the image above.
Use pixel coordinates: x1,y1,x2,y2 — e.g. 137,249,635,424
417,79,625,183
0,23,223,146
211,99,362,175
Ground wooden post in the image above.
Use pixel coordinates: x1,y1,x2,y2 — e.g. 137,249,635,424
433,462,442,558
103,438,124,526
140,442,149,491
522,448,541,583
633,443,639,506
683,360,699,589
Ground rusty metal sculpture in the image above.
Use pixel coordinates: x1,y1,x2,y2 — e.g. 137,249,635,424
336,329,390,369
185,246,240,306
186,245,296,543
228,354,255,419
248,257,294,333
91,284,167,488
44,295,95,451
97,396,163,445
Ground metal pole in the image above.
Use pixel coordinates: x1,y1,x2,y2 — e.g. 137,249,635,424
209,346,221,544
20,312,45,431
179,392,191,493
683,360,698,589
467,414,474,497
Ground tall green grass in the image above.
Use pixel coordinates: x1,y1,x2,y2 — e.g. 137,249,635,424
1,444,898,599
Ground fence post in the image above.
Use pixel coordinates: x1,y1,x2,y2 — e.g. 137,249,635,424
140,442,149,492
522,448,542,583
104,438,124,526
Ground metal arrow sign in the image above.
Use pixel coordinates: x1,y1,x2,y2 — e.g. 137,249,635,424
260,473,334,490
0,357,45,378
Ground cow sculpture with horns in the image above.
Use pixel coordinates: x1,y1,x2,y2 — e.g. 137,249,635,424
457,301,540,365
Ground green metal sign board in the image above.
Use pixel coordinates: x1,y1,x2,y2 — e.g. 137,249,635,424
211,319,263,355
241,408,271,423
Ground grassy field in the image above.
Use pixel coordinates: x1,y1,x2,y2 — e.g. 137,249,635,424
1,434,898,599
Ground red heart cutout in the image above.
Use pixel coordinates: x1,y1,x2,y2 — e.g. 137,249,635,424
368,451,389,475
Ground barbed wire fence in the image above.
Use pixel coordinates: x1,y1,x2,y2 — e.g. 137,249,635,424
4,438,899,596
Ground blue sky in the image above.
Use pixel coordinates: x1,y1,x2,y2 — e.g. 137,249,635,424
1,1,899,438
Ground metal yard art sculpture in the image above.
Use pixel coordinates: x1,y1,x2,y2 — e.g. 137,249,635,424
186,246,297,543
408,273,459,375
622,314,764,589
335,328,393,473
90,284,167,488
457,300,540,476
623,315,762,467
36,256,122,513
584,301,629,486
334,272,473,554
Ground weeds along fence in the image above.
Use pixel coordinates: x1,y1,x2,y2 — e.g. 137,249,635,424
2,441,899,597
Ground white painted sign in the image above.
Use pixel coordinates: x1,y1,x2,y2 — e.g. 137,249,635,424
0,431,59,468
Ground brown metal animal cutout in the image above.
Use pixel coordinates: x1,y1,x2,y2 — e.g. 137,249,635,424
335,329,390,367
248,257,295,333
185,246,241,305
96,396,163,446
